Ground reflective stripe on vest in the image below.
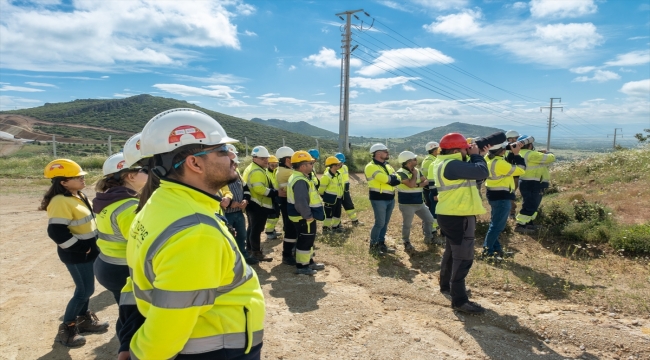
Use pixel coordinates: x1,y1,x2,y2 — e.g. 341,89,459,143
488,160,517,180
287,173,324,222
99,252,127,265
98,199,138,243
436,160,476,191
48,214,94,226
129,331,264,359
137,214,254,309
120,291,136,306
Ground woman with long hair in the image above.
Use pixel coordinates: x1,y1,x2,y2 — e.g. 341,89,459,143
40,159,109,348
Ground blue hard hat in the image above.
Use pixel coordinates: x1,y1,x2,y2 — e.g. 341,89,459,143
335,152,346,163
517,135,530,142
307,148,320,160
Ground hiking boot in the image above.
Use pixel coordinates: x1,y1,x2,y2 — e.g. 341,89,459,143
57,323,86,347
332,226,345,233
282,256,297,266
514,224,534,234
526,223,542,231
296,267,317,275
403,242,415,252
497,250,514,259
308,262,325,270
379,243,396,254
245,256,260,265
252,251,273,262
265,231,282,240
453,301,486,315
75,311,109,333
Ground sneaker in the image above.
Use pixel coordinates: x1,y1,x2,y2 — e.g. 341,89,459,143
245,256,260,265
252,251,273,262
57,323,86,347
452,301,486,315
514,224,534,234
309,263,325,270
296,267,317,275
403,242,415,252
75,311,109,333
282,256,297,266
379,243,396,254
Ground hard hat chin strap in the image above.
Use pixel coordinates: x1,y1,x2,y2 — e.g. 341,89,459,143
152,152,177,178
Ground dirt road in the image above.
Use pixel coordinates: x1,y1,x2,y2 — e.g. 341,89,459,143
0,185,648,360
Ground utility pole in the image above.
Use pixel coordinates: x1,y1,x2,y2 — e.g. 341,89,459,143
52,135,56,157
608,128,623,150
107,135,112,156
336,8,363,154
540,98,562,152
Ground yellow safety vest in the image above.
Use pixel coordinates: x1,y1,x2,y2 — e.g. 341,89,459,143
287,171,325,222
47,194,98,248
485,155,526,192
339,164,350,184
267,169,279,189
395,168,424,204
519,149,556,184
243,162,275,209
421,154,436,178
433,153,486,216
364,161,397,195
319,169,344,204
126,180,265,359
96,198,138,265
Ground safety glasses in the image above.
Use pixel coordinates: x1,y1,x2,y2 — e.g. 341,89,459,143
173,144,230,169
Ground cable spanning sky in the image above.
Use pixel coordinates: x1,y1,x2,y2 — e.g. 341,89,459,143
0,0,648,144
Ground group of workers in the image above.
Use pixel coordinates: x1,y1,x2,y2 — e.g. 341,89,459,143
39,106,555,358
364,129,555,314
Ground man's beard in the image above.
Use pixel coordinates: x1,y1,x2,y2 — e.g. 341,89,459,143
205,160,238,192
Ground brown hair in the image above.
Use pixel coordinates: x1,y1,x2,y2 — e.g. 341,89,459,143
95,169,140,193
39,178,70,211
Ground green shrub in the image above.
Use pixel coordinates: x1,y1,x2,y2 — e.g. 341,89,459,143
609,223,650,254
573,199,608,222
562,220,613,244
537,202,572,234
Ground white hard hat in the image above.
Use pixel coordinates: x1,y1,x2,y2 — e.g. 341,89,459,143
398,151,417,164
102,153,128,176
226,144,238,154
251,146,270,158
505,130,520,138
369,143,388,154
425,141,439,152
275,146,294,159
140,108,237,157
123,132,146,168
489,141,509,152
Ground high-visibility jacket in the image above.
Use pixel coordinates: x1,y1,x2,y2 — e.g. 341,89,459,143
485,155,526,193
287,171,325,222
319,169,344,204
47,193,99,264
421,154,436,179
396,168,425,204
243,162,275,210
267,169,279,189
126,180,265,359
364,159,398,199
433,153,486,216
339,164,350,184
519,149,555,185
309,171,320,190
275,166,293,198
96,198,138,266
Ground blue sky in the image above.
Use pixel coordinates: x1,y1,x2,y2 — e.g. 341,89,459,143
0,0,648,146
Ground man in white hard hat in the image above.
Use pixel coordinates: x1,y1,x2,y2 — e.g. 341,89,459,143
364,143,402,255
396,151,434,252
504,130,521,218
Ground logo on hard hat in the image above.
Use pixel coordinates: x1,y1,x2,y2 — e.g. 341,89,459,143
50,164,64,170
135,139,141,150
168,125,206,144
117,160,125,170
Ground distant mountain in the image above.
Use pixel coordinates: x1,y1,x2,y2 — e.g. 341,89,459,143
1,95,338,151
251,118,338,139
399,122,505,152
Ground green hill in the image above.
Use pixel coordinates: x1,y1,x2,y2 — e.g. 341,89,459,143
251,118,338,139
1,94,337,151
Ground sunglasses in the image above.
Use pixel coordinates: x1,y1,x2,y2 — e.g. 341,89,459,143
138,168,149,174
173,144,230,169
68,175,85,180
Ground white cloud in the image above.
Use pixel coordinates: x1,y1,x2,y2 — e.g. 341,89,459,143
628,36,650,41
512,2,528,10
260,93,279,97
288,65,296,71
378,0,410,12
313,93,325,96
0,0,248,71
187,100,201,104
321,26,329,34
0,85,45,92
257,94,308,106
356,47,454,77
101,76,110,79
570,66,597,74
243,30,257,36
172,73,247,84
219,99,252,107
350,76,419,92
530,0,597,18
24,82,57,88
349,90,359,99
573,70,620,83
620,79,650,98
604,50,650,67
235,3,256,16
402,85,416,91
423,10,604,68
410,0,468,11
114,93,139,98
152,84,241,98
303,47,362,68
0,95,43,110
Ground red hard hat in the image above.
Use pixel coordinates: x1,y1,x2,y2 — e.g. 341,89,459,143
439,133,470,150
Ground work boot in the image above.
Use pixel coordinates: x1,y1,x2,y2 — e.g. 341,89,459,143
453,301,486,315
282,255,297,266
57,323,86,347
403,242,415,252
332,226,345,233
245,256,260,265
322,227,332,234
423,237,433,245
379,243,396,254
252,251,273,262
497,250,514,259
75,311,109,334
265,231,282,240
514,224,534,234
308,262,325,270
296,267,317,275
351,220,364,226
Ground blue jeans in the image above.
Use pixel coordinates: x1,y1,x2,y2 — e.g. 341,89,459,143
63,260,96,323
225,211,250,258
370,199,395,246
483,200,511,254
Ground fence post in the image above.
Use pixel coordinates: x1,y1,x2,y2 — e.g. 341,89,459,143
108,135,112,156
52,135,57,157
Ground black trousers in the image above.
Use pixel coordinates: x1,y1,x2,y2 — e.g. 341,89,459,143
438,215,476,307
324,198,343,228
246,202,268,252
293,219,317,268
279,197,298,257
341,183,355,211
